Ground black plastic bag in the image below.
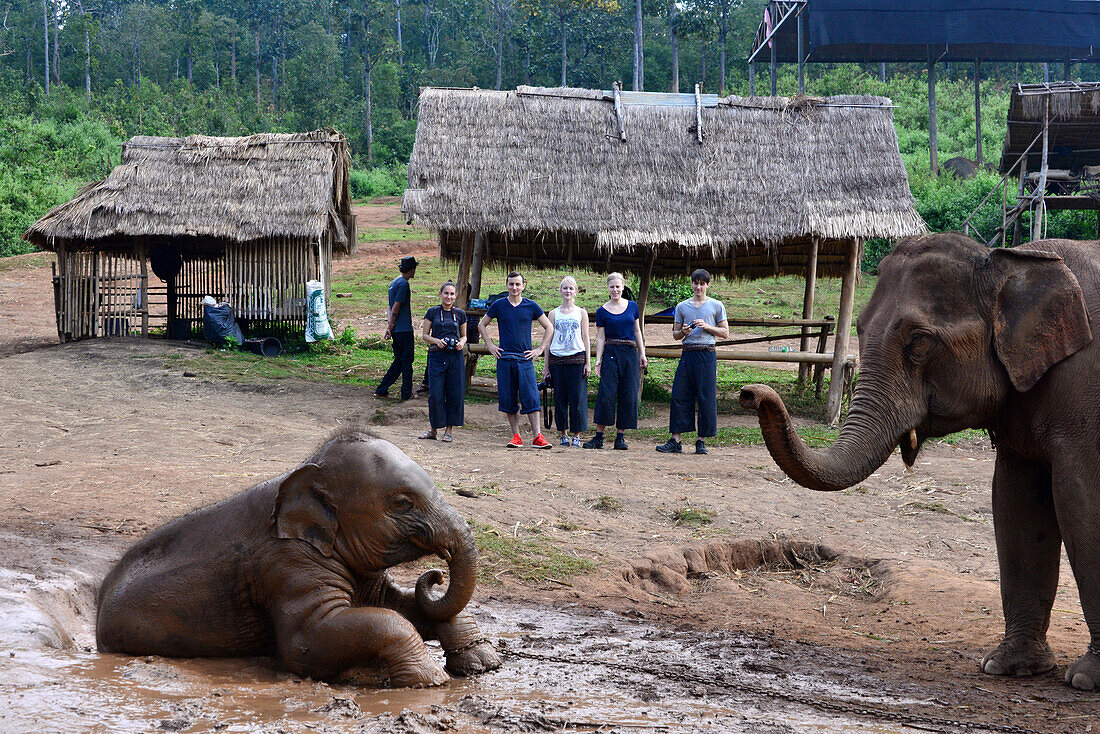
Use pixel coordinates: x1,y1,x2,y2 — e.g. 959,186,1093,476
202,303,245,346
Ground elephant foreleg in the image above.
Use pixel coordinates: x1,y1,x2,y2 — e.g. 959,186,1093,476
275,601,448,688
370,573,501,676
981,450,1059,678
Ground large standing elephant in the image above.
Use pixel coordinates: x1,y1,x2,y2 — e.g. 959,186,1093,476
740,232,1100,691
97,429,500,687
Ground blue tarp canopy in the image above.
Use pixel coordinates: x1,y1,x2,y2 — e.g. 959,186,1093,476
750,1,1100,64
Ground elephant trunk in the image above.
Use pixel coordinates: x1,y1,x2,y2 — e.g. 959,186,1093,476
739,379,912,492
415,507,478,622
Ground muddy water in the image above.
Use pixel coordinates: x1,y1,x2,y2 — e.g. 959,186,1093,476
0,556,995,734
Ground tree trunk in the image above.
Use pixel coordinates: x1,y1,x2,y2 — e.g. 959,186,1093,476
187,41,193,83
42,0,49,95
700,49,706,91
395,0,403,66
495,6,503,90
633,0,643,90
668,7,679,93
254,29,260,106
719,24,727,95
365,63,373,162
85,27,92,102
231,39,236,81
560,15,567,87
52,6,60,84
271,55,277,108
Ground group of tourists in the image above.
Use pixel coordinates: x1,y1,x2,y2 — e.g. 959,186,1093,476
376,257,729,454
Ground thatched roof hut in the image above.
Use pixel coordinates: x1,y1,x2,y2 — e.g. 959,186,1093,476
403,86,924,281
24,130,355,342
403,85,924,424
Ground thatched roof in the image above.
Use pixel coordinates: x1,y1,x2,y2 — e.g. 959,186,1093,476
403,86,925,279
999,82,1100,175
24,129,355,254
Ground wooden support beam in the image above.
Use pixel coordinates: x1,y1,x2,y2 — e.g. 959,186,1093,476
770,38,777,95
929,60,939,176
1031,96,1051,242
613,81,627,141
798,236,819,386
470,231,485,301
974,60,982,168
694,83,703,143
796,8,804,94
825,238,860,425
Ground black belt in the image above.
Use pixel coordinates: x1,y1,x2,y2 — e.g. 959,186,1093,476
682,344,716,352
605,339,637,346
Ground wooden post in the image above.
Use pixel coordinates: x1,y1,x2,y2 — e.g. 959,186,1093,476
1012,152,1029,246
796,8,804,95
974,60,982,168
826,238,860,425
635,248,657,399
928,60,938,176
456,232,473,307
140,241,149,337
1031,96,1050,242
798,236,819,385
749,62,755,96
770,39,777,95
469,231,485,302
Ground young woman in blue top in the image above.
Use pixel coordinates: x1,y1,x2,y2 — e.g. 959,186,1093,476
418,281,467,442
585,272,648,450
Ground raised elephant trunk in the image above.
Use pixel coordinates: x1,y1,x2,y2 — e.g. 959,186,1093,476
415,508,478,621
739,379,915,492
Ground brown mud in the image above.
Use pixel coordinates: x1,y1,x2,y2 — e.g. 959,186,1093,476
0,210,1097,733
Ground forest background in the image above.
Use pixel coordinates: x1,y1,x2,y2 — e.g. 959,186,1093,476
3,0,1100,261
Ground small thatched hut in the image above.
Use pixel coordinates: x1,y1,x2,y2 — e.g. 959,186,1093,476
402,86,925,421
24,129,356,342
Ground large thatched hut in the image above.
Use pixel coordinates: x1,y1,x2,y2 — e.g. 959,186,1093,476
402,86,925,421
24,129,356,342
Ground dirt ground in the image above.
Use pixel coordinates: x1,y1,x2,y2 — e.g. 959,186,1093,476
0,209,1097,733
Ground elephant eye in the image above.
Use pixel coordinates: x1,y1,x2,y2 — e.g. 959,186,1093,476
906,331,934,360
392,495,414,511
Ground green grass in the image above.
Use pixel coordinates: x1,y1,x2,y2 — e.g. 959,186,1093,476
0,251,56,271
902,501,976,523
591,495,623,513
357,226,431,244
469,520,595,583
671,506,716,526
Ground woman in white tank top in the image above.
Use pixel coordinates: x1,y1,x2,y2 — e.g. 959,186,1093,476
542,276,591,446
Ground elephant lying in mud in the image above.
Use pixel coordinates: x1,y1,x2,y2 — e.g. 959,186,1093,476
740,233,1100,691
97,429,500,687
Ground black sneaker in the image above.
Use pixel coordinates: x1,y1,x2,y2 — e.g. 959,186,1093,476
695,439,708,455
582,435,604,449
614,435,628,450
655,438,682,454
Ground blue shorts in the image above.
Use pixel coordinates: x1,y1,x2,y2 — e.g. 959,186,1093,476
497,358,541,414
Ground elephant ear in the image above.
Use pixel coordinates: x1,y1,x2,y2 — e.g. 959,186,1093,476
989,248,1092,392
272,463,338,557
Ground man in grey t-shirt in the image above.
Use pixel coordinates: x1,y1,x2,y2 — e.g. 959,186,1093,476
656,269,729,455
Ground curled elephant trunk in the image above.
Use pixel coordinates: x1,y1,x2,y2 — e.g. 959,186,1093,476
415,509,478,622
739,383,908,492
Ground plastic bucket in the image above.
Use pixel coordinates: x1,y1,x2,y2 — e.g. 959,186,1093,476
244,337,282,357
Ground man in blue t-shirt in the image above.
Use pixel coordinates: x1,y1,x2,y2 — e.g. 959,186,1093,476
478,272,555,449
656,268,729,455
376,255,418,400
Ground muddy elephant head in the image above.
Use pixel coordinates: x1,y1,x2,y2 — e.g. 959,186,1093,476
740,232,1092,491
272,431,476,621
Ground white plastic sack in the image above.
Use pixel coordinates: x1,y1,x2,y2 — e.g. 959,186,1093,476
305,280,332,343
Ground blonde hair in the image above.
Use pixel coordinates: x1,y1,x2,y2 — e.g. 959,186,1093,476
559,276,578,292
606,272,625,286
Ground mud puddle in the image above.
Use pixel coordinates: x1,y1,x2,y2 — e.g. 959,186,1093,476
0,540,1041,734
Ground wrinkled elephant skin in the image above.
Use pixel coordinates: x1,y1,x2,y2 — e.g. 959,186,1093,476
740,233,1100,691
96,429,500,687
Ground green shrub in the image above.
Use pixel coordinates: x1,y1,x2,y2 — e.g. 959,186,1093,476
349,164,407,199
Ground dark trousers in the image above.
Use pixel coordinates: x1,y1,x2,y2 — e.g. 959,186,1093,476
549,362,588,434
669,349,718,437
427,350,464,429
378,331,414,399
593,343,638,430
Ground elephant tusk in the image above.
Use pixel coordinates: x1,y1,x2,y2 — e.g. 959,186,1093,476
908,429,918,451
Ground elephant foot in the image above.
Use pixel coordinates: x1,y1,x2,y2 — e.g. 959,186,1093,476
981,636,1056,678
1065,650,1100,691
388,656,450,688
445,639,501,677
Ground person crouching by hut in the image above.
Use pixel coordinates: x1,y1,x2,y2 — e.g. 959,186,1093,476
418,281,467,442
478,272,555,449
375,256,418,401
585,272,647,450
542,276,591,447
656,269,729,455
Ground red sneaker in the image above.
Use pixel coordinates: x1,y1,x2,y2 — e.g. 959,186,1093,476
507,433,523,448
532,433,552,449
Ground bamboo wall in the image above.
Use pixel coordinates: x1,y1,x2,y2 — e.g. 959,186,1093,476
53,236,328,343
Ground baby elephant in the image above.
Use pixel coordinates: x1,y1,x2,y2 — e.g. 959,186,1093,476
97,428,500,687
